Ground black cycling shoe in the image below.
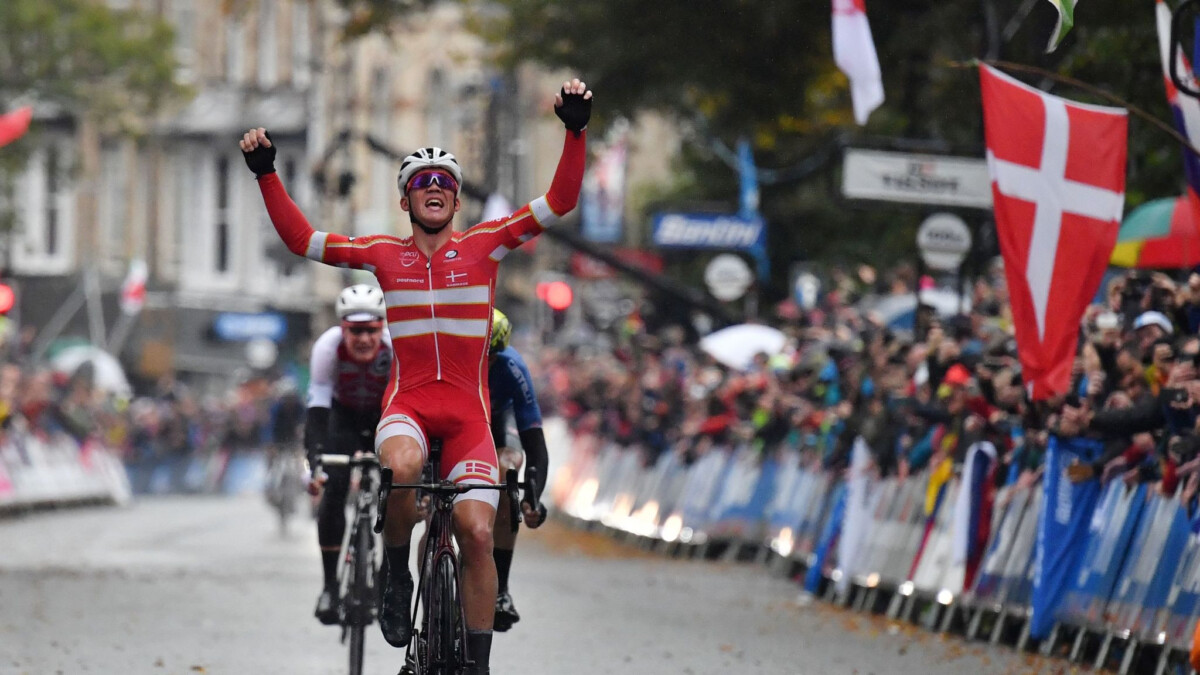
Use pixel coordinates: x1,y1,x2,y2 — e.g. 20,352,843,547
314,588,339,626
379,565,414,647
493,590,520,632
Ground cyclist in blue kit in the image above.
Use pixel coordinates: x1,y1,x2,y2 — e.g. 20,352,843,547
486,309,548,632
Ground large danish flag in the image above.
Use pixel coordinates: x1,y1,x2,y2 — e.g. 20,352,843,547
980,64,1128,400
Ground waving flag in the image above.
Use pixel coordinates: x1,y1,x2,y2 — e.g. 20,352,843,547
1157,0,1200,193
0,107,31,149
1044,0,1078,53
832,0,884,125
980,64,1128,400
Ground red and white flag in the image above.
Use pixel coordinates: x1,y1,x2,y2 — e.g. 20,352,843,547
832,0,884,125
0,107,32,149
980,64,1127,400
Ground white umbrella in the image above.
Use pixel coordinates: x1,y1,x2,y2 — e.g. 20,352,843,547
699,324,788,371
49,345,132,396
861,289,970,329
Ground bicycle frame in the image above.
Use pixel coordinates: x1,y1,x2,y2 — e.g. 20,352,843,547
316,452,383,675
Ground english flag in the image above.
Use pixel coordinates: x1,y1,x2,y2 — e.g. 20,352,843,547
832,0,884,125
0,107,31,149
980,64,1128,400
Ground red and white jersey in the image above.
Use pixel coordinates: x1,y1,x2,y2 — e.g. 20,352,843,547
307,326,394,412
259,132,585,418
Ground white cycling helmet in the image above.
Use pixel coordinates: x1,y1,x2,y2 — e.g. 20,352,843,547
397,147,463,194
336,284,386,322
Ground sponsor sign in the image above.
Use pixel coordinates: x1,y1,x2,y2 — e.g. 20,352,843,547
917,213,972,271
704,254,754,301
652,213,765,250
842,148,992,208
213,312,288,342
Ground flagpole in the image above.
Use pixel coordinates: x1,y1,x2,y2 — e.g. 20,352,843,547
947,59,1200,158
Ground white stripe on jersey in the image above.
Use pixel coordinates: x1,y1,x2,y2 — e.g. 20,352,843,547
389,317,489,338
530,196,557,225
306,231,329,261
385,286,489,308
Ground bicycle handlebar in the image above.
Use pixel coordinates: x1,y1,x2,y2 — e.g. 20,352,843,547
315,453,379,468
321,451,541,535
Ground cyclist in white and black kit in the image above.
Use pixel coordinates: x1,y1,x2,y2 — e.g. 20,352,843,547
486,309,548,632
307,285,394,624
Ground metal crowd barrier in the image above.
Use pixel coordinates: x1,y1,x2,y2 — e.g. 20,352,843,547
551,431,1200,672
0,430,130,511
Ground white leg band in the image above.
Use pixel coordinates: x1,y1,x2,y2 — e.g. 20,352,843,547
375,414,427,458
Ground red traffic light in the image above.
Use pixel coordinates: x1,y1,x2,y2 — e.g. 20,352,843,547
0,283,15,314
537,280,574,311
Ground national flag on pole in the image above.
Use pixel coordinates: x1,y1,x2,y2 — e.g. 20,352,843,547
1044,0,1078,53
119,259,148,315
1157,0,1200,194
832,0,884,125
980,64,1128,400
0,107,32,150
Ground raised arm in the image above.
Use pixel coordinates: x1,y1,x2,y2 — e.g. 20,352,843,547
240,128,384,270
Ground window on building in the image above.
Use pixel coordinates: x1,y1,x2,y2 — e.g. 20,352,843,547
427,69,449,147
99,143,127,264
215,156,230,274
226,16,245,84
45,147,59,257
292,0,311,88
258,0,278,88
171,0,197,83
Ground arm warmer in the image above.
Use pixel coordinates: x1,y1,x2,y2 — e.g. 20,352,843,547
304,406,331,463
518,427,549,503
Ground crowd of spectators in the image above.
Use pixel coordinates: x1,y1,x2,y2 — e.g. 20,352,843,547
529,261,1200,508
0,357,306,494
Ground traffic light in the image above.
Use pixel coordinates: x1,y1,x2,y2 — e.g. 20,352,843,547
536,280,573,332
0,283,15,315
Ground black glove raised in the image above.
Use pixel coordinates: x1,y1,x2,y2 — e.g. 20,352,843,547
554,87,592,135
241,131,277,176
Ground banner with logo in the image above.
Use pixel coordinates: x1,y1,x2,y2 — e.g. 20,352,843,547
580,133,628,243
652,213,766,250
1030,434,1104,639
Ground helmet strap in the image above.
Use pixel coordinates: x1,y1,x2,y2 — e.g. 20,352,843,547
410,212,449,236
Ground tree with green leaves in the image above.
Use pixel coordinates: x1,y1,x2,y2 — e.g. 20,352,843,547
312,0,1193,299
0,0,186,236
471,0,1187,299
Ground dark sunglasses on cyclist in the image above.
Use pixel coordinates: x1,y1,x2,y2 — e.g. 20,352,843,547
407,170,459,193
347,325,382,336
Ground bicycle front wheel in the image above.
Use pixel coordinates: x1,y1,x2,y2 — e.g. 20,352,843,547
427,553,461,674
348,521,373,675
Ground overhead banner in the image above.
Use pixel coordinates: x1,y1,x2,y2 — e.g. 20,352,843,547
842,148,993,208
652,213,765,250
580,133,628,243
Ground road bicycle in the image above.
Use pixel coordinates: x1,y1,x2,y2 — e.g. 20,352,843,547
378,439,540,675
315,451,386,675
265,447,306,536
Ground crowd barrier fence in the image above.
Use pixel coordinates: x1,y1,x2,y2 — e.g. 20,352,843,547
0,427,130,512
553,431,1200,674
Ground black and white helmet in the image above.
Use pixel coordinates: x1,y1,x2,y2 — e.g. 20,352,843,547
397,147,462,194
336,284,386,322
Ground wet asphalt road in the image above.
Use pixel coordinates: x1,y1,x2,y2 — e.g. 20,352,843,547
0,494,1058,674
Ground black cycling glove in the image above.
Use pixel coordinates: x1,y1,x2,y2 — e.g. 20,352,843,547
241,130,277,177
554,87,592,136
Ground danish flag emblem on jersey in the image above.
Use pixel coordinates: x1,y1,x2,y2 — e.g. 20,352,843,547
979,64,1128,400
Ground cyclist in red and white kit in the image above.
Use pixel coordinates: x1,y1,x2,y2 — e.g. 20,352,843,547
305,285,393,626
240,78,591,675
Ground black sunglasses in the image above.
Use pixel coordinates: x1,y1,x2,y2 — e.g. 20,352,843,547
347,326,382,336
